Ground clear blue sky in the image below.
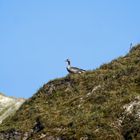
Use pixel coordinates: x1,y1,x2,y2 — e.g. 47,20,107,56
0,0,139,98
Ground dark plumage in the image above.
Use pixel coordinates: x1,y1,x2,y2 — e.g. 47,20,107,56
65,59,85,74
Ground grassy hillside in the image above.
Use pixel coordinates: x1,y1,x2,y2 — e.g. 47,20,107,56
0,45,140,139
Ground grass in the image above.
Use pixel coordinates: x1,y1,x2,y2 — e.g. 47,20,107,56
0,44,140,139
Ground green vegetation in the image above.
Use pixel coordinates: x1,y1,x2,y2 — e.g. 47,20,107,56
0,45,140,139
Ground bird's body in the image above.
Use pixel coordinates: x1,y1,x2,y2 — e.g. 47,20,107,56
66,59,85,74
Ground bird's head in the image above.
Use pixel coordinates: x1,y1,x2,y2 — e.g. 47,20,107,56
65,59,71,65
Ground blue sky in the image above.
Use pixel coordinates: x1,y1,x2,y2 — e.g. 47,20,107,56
0,0,140,98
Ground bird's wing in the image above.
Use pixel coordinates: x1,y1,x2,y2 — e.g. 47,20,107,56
71,67,86,72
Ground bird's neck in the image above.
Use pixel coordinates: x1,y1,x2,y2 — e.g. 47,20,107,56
67,64,71,69
68,61,70,65
67,62,71,69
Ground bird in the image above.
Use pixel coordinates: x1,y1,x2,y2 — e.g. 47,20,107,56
65,59,86,74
